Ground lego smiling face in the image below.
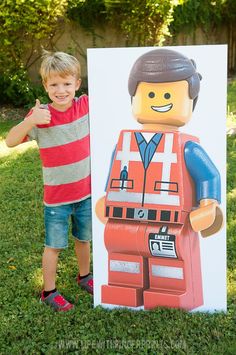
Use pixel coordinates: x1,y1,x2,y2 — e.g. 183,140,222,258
132,80,193,127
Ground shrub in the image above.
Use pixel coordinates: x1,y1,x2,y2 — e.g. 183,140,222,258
0,0,68,106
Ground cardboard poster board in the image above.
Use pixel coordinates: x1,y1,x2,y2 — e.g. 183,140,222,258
88,45,227,312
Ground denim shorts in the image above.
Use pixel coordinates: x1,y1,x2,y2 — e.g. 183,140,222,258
44,197,92,249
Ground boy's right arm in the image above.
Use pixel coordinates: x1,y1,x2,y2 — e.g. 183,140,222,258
5,99,51,147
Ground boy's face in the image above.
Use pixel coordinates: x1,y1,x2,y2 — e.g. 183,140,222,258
132,80,193,127
44,73,81,111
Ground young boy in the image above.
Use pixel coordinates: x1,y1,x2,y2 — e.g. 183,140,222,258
6,51,93,311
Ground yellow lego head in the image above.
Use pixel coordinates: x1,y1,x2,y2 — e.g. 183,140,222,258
132,80,193,126
128,48,201,127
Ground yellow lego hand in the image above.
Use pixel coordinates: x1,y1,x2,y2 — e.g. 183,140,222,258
190,199,224,237
95,196,108,224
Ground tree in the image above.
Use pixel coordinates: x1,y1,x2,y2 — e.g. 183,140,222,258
105,0,179,46
0,0,68,105
68,0,180,46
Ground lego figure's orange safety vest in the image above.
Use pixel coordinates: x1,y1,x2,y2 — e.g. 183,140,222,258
105,130,199,225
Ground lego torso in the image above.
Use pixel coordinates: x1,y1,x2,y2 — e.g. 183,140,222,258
105,130,199,224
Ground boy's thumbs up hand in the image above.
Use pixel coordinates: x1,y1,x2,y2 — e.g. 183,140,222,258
29,99,51,126
35,99,41,108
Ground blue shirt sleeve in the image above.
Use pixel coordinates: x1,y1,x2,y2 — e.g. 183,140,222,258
184,141,221,203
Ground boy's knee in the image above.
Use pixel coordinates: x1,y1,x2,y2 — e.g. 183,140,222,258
75,239,91,247
44,246,63,253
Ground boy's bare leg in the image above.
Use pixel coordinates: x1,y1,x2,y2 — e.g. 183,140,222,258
42,247,60,291
74,239,90,276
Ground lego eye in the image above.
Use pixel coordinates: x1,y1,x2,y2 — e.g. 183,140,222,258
164,93,171,99
148,92,155,98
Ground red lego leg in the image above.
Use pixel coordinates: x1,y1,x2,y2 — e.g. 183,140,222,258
144,223,203,310
144,257,188,309
101,252,148,307
102,219,148,307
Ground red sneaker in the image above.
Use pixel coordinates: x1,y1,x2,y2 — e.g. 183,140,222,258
77,274,93,295
40,291,74,312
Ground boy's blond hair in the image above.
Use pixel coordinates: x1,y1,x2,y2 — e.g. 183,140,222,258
40,50,81,83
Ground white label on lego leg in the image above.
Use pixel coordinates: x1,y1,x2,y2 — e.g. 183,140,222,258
110,260,140,274
152,265,183,279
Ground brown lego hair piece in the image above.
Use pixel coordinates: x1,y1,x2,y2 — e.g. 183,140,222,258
128,48,202,109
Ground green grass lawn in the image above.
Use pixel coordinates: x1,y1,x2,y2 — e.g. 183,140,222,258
227,79,236,129
228,79,236,116
0,93,236,355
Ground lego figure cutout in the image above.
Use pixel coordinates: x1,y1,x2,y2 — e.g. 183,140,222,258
88,46,227,312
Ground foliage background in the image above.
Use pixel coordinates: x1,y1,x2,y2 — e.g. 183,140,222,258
0,0,236,107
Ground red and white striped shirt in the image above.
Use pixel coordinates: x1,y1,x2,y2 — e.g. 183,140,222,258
25,95,91,206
